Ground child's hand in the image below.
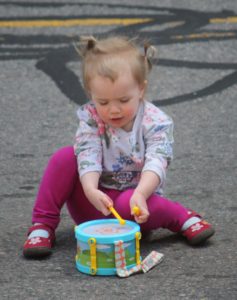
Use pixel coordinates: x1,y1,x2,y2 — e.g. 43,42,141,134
86,188,113,216
130,191,150,224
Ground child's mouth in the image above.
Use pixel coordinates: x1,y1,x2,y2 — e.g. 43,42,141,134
110,117,123,122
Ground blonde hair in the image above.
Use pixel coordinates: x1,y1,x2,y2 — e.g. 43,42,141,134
76,36,156,93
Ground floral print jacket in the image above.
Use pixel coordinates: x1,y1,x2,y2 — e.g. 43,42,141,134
74,101,173,193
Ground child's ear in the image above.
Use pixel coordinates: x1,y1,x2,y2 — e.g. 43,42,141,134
140,80,147,98
143,80,148,90
85,87,92,100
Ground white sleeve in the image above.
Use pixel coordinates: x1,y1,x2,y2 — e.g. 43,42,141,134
142,114,174,187
74,105,102,178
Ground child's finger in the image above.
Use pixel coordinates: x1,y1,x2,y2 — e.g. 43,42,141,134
101,194,113,207
101,207,111,216
135,215,148,224
135,208,149,223
99,194,113,215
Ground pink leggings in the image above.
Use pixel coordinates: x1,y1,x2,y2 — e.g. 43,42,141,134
32,146,191,233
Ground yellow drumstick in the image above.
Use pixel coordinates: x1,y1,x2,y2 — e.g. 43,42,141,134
132,206,141,216
109,206,126,225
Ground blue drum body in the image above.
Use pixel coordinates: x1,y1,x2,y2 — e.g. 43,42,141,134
75,219,141,276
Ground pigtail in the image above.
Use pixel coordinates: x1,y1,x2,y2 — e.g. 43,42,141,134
143,42,157,72
81,36,97,50
73,35,97,57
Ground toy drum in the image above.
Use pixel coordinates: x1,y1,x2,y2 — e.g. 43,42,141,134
75,219,141,276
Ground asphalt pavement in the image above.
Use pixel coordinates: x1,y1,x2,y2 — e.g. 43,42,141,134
0,1,237,299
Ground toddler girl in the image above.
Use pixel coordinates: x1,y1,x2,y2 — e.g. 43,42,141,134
23,36,214,258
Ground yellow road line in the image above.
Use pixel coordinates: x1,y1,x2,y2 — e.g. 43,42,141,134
0,16,236,29
0,18,153,28
210,16,237,24
172,32,236,40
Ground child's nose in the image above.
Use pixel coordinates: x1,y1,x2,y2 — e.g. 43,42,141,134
110,104,121,114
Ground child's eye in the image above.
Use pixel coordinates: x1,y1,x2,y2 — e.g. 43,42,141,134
120,98,129,103
99,101,108,106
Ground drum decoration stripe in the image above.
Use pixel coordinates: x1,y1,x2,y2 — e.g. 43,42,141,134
114,240,164,278
88,238,97,275
114,240,164,277
114,240,141,277
135,232,142,265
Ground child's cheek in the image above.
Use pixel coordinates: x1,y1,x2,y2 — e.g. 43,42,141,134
126,107,137,118
97,107,106,120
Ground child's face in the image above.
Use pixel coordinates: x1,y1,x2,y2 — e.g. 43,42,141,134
89,66,146,132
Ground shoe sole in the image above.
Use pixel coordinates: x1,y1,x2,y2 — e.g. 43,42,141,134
23,247,52,258
189,227,215,245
